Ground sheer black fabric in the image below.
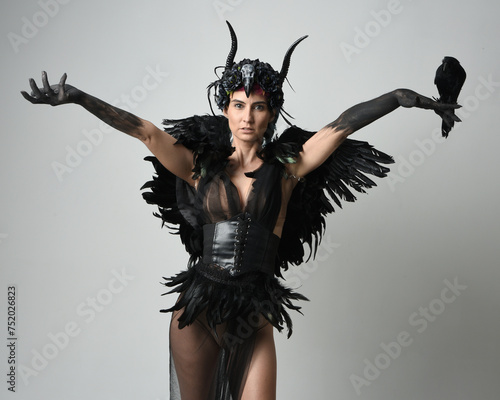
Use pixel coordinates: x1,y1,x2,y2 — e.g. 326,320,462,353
164,161,306,399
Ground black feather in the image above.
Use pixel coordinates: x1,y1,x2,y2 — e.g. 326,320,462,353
161,267,307,338
434,56,466,137
275,126,394,273
141,118,394,280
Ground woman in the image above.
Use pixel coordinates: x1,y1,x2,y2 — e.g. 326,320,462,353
22,22,459,400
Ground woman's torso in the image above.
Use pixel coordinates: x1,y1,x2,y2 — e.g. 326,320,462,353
198,161,296,238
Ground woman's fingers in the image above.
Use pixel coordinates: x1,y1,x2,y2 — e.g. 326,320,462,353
446,109,462,122
57,73,67,101
59,73,67,87
41,71,54,95
20,90,36,103
21,72,69,104
437,102,462,111
28,78,43,101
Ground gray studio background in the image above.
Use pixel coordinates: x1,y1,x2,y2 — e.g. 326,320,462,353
1,0,499,399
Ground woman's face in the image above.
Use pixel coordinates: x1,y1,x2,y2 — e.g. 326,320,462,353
224,89,275,145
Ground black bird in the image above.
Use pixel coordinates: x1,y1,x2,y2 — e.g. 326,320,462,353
434,56,466,137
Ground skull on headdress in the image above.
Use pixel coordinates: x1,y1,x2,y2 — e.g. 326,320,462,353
208,21,307,126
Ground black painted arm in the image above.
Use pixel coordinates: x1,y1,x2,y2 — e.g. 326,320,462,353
21,72,145,140
327,89,460,135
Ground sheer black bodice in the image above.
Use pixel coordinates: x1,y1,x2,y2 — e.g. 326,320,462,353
178,161,284,232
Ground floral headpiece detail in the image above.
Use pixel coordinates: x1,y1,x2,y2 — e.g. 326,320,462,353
208,22,308,123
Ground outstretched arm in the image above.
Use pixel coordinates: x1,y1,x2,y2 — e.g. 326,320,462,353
288,89,460,178
21,72,195,184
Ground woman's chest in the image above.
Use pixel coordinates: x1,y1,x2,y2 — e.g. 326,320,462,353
200,163,284,229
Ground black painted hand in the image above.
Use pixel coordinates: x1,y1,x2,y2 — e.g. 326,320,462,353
21,71,80,106
433,103,462,136
395,89,462,136
395,89,459,111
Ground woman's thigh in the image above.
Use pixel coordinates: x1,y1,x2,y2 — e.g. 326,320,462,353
169,310,220,400
241,323,277,400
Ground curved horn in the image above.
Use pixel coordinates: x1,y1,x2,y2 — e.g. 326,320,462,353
225,21,238,70
278,35,308,85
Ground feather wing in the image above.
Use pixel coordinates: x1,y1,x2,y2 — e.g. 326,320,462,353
141,118,393,274
141,115,233,257
275,126,394,274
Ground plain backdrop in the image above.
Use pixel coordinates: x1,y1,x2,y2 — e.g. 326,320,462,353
1,0,499,399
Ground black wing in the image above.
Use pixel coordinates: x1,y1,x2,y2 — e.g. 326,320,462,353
141,156,203,257
141,115,233,257
275,126,394,274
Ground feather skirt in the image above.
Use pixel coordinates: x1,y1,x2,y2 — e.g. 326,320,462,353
163,263,307,399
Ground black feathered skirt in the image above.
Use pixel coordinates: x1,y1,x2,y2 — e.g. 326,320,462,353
163,262,307,400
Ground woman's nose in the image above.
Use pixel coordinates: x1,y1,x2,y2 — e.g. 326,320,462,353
243,108,254,123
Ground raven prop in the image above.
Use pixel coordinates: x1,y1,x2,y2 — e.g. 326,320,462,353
434,56,466,137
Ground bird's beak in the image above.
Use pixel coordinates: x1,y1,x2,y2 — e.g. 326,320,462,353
243,78,252,97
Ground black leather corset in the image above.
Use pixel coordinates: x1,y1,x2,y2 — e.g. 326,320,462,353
201,212,279,277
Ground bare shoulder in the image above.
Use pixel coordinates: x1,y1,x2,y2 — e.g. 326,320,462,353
290,126,348,178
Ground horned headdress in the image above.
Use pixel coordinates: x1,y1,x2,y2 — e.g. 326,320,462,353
208,21,308,123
